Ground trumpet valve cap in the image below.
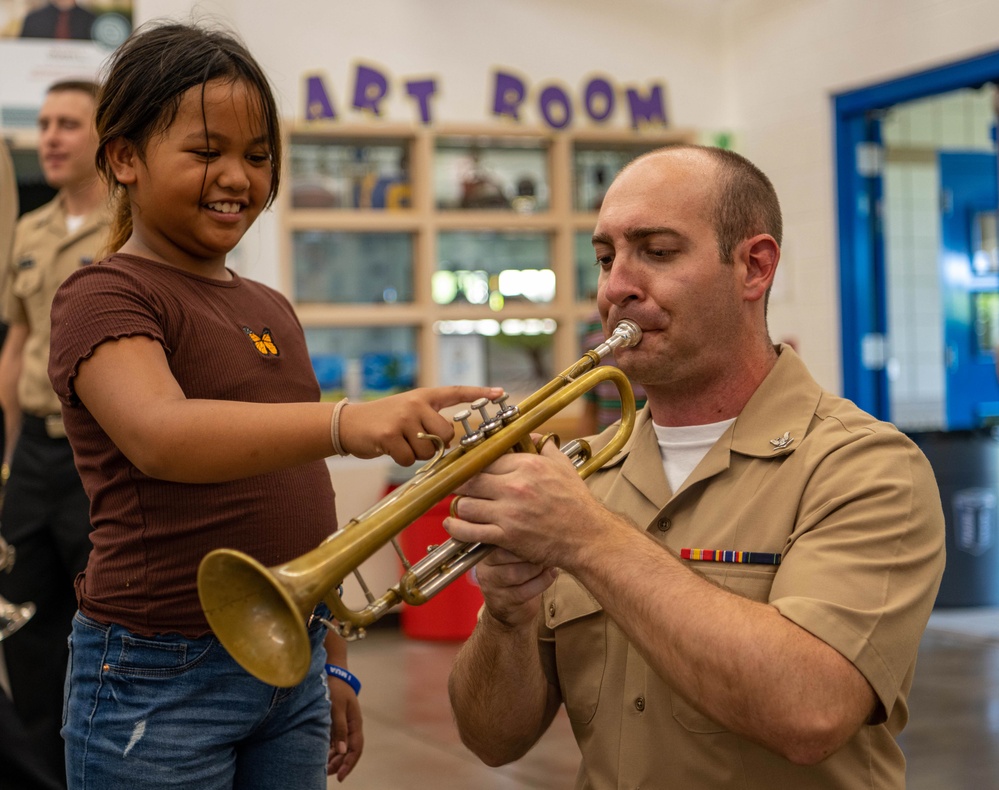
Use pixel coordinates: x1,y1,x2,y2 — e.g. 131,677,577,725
471,397,491,418
453,408,473,432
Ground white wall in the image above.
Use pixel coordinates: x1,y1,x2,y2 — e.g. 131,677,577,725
722,0,999,391
134,0,999,395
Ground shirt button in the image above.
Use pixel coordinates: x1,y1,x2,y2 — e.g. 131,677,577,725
656,517,671,532
548,602,556,617
635,696,646,712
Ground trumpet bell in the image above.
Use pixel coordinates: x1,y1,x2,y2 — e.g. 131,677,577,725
198,549,310,687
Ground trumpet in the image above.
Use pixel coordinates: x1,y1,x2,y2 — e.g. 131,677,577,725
0,595,35,642
0,536,35,642
198,319,642,687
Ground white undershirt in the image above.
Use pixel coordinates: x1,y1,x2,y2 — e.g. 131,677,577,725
65,214,86,234
654,418,736,492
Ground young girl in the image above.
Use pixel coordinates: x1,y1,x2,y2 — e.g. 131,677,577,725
48,22,500,790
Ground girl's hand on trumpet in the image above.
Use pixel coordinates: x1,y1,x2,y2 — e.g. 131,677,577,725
337,386,504,466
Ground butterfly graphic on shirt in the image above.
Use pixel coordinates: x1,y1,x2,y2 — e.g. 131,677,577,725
242,326,280,356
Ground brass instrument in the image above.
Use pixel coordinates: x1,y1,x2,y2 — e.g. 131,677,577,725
0,536,35,642
0,595,34,642
198,319,642,687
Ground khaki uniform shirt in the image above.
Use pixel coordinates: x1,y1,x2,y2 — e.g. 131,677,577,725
539,346,945,789
0,139,16,291
4,195,108,420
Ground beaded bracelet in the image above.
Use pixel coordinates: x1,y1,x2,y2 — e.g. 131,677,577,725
325,664,361,695
330,399,350,457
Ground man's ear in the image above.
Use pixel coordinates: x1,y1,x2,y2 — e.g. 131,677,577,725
739,234,780,304
104,138,138,186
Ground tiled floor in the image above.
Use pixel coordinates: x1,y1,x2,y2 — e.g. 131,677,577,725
898,608,999,790
332,608,999,789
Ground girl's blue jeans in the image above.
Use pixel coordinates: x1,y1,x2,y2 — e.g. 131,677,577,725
63,610,330,789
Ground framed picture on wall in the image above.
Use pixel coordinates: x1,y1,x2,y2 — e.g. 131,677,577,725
0,1,132,137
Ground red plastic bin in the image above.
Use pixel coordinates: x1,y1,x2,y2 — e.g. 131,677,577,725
397,494,483,640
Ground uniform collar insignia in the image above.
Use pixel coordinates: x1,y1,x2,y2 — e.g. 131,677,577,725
770,431,794,450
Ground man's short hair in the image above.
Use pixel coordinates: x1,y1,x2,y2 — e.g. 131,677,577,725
46,79,100,100
630,144,783,264
707,146,783,263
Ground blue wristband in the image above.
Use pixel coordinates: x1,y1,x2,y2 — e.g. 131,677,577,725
325,664,361,696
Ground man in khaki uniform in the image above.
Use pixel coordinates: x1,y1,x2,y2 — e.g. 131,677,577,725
0,80,108,788
1,137,15,294
1,136,63,790
446,145,946,789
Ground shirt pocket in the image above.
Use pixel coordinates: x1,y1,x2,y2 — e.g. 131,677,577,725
670,565,779,733
11,265,43,302
545,573,606,725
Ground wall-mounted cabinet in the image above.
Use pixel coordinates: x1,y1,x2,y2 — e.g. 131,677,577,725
281,124,694,406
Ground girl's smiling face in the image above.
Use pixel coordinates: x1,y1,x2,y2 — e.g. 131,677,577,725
108,77,274,279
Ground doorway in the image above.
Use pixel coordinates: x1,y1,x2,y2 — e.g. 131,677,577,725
835,51,999,430
835,54,999,608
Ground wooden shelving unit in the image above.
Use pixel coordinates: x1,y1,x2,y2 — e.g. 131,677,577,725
280,122,694,412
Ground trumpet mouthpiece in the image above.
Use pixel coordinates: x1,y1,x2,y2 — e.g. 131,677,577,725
592,320,642,362
612,319,642,348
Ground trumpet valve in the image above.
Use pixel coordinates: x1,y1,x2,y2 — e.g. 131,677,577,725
493,392,517,423
471,397,504,435
454,409,484,447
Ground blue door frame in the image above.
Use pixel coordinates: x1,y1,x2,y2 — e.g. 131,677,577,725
834,50,999,419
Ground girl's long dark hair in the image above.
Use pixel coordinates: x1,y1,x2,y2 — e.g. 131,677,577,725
95,22,282,255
